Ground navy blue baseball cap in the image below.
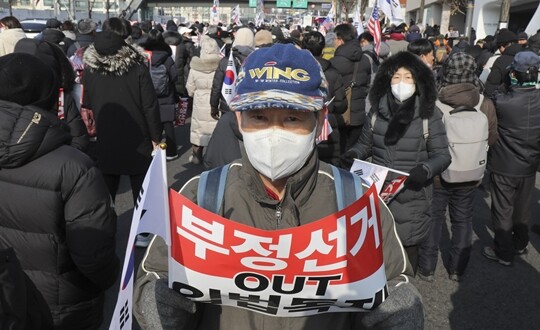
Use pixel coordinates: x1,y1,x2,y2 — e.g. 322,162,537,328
229,44,328,112
508,51,540,73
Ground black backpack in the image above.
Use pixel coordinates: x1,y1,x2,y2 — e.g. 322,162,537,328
150,63,170,97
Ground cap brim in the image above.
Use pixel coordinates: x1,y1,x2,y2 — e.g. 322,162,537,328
229,90,323,112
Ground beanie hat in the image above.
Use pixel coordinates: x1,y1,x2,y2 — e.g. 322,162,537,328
166,20,178,32
496,29,517,44
508,50,540,73
254,30,272,46
14,39,76,93
443,52,479,86
229,44,328,112
0,53,59,111
233,27,255,48
46,18,62,29
94,31,127,55
325,32,337,47
518,32,528,40
77,18,96,35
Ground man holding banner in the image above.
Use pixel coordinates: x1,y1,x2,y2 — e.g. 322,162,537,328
133,44,423,329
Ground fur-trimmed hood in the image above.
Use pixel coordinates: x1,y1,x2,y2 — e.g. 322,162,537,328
189,54,221,73
369,51,437,119
83,43,147,76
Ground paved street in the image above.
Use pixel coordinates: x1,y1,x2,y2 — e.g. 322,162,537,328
101,120,540,329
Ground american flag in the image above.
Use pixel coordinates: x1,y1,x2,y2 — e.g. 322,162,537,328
367,4,382,55
316,112,332,144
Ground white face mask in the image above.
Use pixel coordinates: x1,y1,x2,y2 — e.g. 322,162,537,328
391,82,416,102
241,125,317,181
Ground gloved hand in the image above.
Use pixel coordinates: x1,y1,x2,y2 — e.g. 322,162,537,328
340,150,358,169
211,107,220,120
140,278,197,329
361,282,424,329
404,164,429,191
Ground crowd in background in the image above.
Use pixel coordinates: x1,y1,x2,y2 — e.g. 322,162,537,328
1,12,540,328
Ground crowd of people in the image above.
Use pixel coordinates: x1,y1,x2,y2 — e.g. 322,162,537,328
1,13,540,329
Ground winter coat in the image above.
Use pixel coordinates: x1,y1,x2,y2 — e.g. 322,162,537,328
82,43,162,175
528,32,540,54
348,52,451,246
203,111,242,169
316,56,346,165
484,43,526,96
0,247,53,329
147,48,178,123
186,52,221,147
385,33,408,56
0,100,118,329
63,91,90,151
488,86,540,177
133,149,413,330
175,37,195,96
210,45,254,113
436,83,498,189
330,39,373,126
0,28,26,56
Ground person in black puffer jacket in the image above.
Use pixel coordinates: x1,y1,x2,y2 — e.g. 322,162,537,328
342,51,451,273
302,31,346,166
484,29,526,96
0,53,119,329
175,26,196,97
331,23,373,150
210,27,255,119
482,51,540,266
142,29,179,159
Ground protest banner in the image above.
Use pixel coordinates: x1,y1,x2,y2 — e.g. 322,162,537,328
168,184,387,317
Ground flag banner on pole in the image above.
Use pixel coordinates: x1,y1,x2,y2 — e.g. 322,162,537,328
353,5,364,36
232,4,243,26
367,4,382,55
211,0,220,25
221,51,237,104
390,0,404,23
168,185,387,317
109,149,170,329
378,0,392,21
350,159,409,201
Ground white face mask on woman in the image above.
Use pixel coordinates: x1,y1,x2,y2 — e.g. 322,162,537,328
391,82,416,102
241,125,317,181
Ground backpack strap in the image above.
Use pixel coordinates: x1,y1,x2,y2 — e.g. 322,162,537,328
422,118,429,140
197,164,230,213
331,165,363,210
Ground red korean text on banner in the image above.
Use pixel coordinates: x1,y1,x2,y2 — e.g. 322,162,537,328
167,184,388,317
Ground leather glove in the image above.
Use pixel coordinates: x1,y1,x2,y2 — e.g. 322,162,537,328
211,107,220,120
404,164,429,191
141,278,197,329
362,282,424,329
340,150,358,170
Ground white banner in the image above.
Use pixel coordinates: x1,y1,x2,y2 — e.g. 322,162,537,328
109,148,170,329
